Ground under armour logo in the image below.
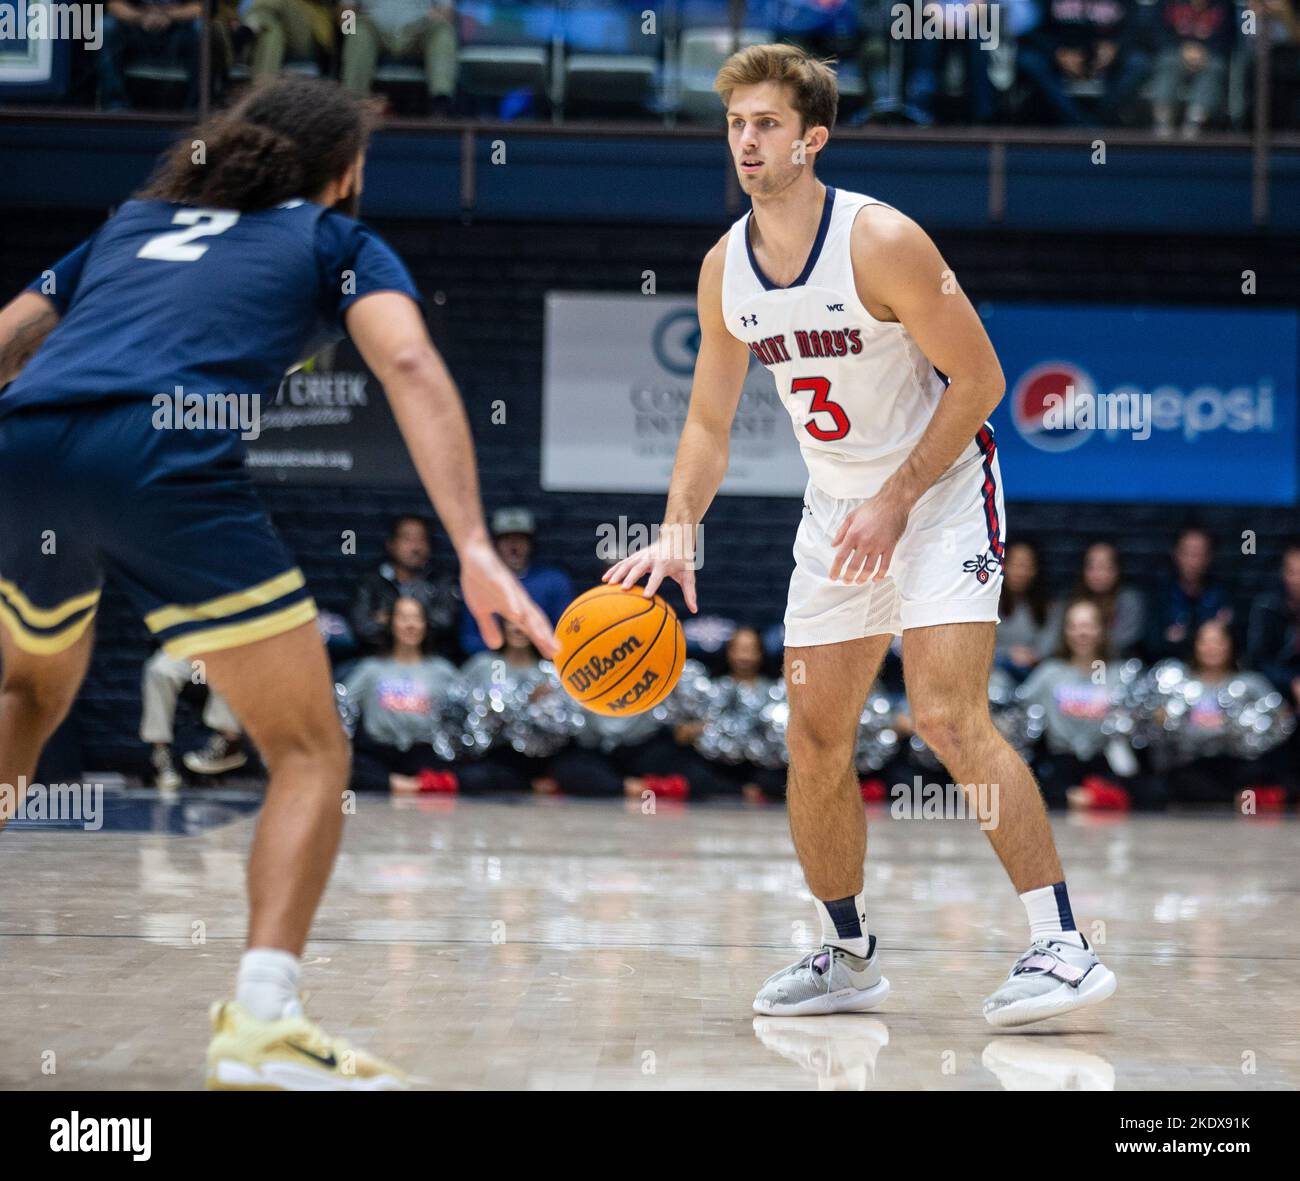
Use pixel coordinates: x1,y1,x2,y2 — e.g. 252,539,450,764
826,303,844,312
741,314,758,327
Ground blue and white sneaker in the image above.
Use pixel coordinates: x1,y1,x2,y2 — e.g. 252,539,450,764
983,935,1117,1028
753,936,891,1016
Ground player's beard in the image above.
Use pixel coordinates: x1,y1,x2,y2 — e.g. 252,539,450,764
742,159,802,200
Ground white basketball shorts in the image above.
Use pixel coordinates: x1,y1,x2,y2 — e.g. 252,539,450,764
783,426,1006,647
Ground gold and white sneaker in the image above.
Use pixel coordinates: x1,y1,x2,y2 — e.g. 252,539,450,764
206,1001,409,1091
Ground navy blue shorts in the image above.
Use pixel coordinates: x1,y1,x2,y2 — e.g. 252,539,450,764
0,401,316,658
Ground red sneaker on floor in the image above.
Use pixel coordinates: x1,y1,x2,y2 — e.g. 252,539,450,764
859,778,886,802
1079,775,1131,811
1242,784,1286,812
418,769,458,794
653,773,689,800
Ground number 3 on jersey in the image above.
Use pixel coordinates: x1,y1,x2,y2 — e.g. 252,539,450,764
791,376,851,441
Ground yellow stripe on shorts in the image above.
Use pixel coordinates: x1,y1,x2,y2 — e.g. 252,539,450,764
0,594,96,655
144,569,307,633
161,598,318,659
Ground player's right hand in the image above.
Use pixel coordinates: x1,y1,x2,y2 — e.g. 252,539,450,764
601,533,699,614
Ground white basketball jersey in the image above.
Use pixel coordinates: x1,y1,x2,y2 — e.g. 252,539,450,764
722,186,962,499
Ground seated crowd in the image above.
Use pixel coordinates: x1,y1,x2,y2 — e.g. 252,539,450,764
83,0,1300,132
150,513,1300,813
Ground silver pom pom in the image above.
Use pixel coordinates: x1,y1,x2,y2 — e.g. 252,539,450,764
334,682,358,739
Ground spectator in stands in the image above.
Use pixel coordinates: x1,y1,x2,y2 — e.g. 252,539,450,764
1017,599,1158,809
1246,539,1300,712
1016,0,1154,125
994,539,1058,678
672,626,788,801
1159,619,1288,804
903,2,999,125
99,0,204,110
1250,0,1300,130
140,651,245,790
459,508,572,657
1146,525,1233,660
344,596,461,792
243,0,337,79
1069,540,1146,656
549,706,685,798
1150,0,1236,137
350,514,460,657
776,0,878,116
340,0,459,116
455,619,561,794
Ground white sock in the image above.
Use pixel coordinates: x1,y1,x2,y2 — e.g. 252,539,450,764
236,948,304,1022
813,892,870,957
1020,882,1085,947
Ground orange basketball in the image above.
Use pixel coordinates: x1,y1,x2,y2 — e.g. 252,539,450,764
554,585,685,717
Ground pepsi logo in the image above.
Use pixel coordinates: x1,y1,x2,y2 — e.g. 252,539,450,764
1010,362,1097,453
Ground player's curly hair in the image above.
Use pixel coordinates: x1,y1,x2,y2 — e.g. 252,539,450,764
138,77,374,212
713,43,839,136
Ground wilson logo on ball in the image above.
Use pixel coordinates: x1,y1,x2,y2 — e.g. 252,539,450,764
554,584,685,717
565,634,644,694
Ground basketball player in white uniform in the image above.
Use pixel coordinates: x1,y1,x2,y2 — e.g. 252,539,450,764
604,44,1116,1026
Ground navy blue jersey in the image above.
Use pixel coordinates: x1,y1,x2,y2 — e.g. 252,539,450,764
2,198,421,416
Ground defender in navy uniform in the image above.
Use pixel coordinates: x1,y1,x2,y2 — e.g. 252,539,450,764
0,77,559,1089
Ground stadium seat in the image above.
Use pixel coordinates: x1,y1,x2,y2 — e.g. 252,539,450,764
457,1,561,114
560,2,659,118
674,26,773,122
226,59,322,86
123,51,201,109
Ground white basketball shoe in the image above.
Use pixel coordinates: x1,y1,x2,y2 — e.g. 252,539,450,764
983,934,1117,1028
753,935,891,1016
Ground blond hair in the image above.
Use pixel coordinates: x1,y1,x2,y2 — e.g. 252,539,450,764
713,43,839,137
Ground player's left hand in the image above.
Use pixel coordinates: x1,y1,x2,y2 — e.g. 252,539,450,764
829,494,909,584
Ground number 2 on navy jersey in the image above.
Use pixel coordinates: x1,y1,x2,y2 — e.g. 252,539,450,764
791,376,851,441
137,209,240,262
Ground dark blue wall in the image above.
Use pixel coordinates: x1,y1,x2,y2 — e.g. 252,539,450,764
3,193,1299,772
2,122,1298,230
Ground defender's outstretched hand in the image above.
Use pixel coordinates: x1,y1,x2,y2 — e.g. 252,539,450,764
601,534,699,614
460,538,560,657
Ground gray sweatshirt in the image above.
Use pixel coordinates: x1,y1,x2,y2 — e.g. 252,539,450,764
344,655,461,750
1016,658,1121,759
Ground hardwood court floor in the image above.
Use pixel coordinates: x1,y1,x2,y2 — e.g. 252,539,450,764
2,793,1297,1090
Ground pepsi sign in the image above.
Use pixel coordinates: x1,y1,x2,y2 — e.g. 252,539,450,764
983,305,1297,505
